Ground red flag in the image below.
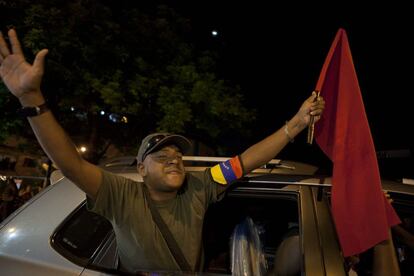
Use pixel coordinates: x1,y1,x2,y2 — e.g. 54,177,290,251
314,28,400,257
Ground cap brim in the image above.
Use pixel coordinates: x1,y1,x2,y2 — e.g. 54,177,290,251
148,135,192,156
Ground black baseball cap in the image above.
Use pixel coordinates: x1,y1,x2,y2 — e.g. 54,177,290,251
136,133,192,163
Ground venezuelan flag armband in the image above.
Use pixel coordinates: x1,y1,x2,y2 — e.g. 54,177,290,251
210,155,244,185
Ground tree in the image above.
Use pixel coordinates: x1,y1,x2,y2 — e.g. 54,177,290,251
0,0,255,161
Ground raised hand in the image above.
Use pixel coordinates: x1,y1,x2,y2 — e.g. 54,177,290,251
296,91,325,126
0,29,48,100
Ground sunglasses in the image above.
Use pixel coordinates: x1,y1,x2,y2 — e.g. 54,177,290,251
141,134,169,162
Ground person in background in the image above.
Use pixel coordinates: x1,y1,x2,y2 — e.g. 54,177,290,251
0,177,19,221
271,222,300,276
18,180,33,202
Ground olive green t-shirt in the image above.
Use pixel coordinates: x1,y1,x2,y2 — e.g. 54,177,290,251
88,169,227,273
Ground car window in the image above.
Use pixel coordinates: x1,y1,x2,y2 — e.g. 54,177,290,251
203,188,300,274
51,202,113,267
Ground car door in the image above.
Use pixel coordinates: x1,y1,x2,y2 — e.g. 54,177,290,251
302,185,346,275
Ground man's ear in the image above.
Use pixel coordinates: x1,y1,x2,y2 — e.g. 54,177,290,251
137,163,147,177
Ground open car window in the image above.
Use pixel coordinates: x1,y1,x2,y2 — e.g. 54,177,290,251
203,187,300,274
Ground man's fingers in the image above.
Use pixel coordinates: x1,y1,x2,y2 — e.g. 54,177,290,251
8,29,23,56
311,98,325,110
312,97,325,108
0,31,11,57
307,91,317,102
33,49,49,71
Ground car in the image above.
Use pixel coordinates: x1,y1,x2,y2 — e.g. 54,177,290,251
1,156,413,275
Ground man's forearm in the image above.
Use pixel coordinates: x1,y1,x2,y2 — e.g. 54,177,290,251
19,92,83,180
18,92,101,198
29,112,84,177
241,114,306,173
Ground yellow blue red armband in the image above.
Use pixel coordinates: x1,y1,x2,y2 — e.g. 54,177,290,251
210,156,244,185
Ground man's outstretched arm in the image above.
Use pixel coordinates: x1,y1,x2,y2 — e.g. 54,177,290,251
240,92,324,174
0,29,101,199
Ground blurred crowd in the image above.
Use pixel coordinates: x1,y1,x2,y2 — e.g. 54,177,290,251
0,177,44,222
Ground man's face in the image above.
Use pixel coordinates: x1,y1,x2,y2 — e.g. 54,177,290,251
139,145,186,192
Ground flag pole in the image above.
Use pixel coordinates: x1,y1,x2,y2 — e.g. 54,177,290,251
307,90,320,144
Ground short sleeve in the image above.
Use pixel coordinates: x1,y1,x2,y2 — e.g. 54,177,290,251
209,155,244,185
87,169,141,225
191,156,245,205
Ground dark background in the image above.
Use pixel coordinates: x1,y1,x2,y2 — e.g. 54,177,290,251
1,1,412,179
170,1,414,179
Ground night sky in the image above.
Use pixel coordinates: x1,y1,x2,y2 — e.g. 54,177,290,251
171,1,414,178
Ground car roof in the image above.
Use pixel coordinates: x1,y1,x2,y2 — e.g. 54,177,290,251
101,155,319,176
101,155,414,195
